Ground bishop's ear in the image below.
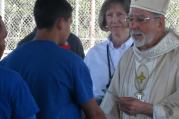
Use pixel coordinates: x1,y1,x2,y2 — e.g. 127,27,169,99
157,15,165,30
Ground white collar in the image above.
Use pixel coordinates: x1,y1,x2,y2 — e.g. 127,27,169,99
133,31,179,60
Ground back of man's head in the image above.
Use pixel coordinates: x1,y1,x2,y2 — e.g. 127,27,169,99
34,0,73,29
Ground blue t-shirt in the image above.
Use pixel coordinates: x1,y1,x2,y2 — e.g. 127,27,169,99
1,40,93,119
0,66,39,119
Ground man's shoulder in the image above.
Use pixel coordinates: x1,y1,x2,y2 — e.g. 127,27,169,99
118,47,134,68
0,66,19,78
59,48,84,64
0,66,23,91
121,47,134,59
68,33,81,42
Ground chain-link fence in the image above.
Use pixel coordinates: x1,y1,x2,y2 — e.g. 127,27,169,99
1,0,179,52
166,0,179,33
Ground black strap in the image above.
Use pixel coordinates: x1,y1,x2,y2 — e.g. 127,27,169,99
106,44,113,89
106,38,133,89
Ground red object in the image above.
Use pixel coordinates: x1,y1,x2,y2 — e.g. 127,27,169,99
60,44,71,49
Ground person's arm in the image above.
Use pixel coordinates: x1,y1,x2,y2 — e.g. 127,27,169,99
72,58,106,119
81,99,106,119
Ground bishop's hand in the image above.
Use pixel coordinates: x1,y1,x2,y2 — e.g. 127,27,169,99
116,96,153,117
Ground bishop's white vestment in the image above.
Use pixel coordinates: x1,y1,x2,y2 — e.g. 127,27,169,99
101,31,179,119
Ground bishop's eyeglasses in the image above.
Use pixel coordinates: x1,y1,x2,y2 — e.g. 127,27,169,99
125,15,161,24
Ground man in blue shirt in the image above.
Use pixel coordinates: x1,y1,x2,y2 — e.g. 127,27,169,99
1,0,106,119
0,15,39,119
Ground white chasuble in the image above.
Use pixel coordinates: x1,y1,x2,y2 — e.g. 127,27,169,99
101,31,179,119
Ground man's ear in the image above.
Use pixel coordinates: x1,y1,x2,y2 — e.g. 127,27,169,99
56,17,65,30
157,16,165,29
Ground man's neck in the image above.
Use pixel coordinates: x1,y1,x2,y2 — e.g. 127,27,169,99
35,29,59,44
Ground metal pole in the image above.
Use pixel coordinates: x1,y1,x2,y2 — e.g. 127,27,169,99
90,0,96,46
75,0,79,36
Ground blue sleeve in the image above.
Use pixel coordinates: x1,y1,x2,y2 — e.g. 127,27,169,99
11,73,39,119
25,115,36,119
72,59,94,104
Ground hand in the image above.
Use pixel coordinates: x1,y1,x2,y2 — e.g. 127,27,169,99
116,97,153,116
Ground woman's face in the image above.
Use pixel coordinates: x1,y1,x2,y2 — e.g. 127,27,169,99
105,3,128,35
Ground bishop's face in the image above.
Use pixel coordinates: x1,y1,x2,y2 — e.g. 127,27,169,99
128,8,162,50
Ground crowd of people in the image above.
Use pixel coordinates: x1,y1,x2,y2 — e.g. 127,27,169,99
0,0,179,119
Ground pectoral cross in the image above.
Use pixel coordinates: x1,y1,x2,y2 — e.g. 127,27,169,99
136,72,145,83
